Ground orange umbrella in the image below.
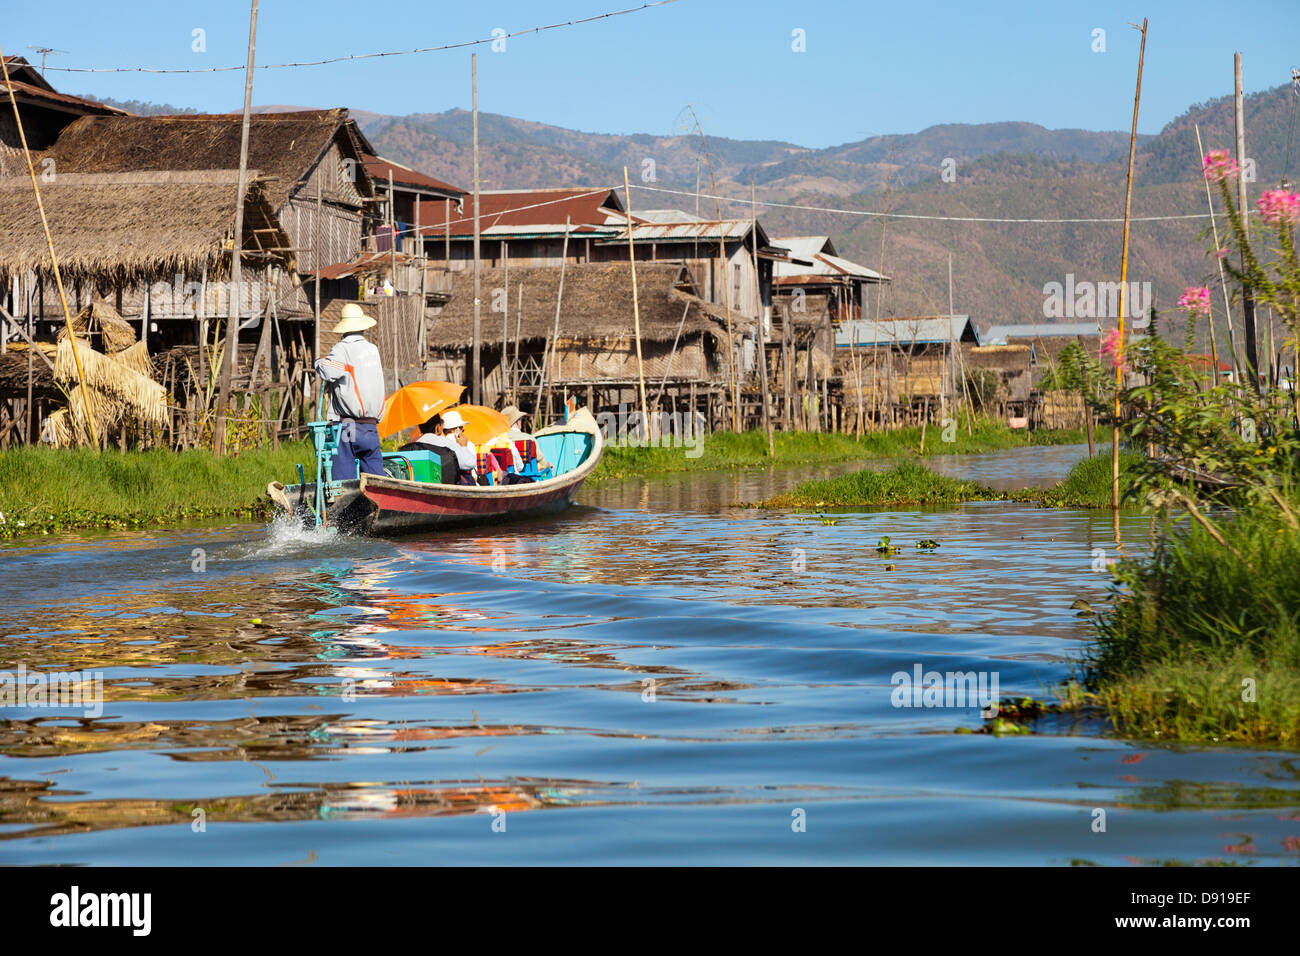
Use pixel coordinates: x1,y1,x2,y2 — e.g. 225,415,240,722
378,381,465,438
447,404,512,445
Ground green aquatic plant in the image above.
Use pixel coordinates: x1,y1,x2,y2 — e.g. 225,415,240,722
875,536,898,555
916,538,940,550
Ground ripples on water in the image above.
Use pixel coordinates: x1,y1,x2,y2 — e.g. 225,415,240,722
2,444,1299,865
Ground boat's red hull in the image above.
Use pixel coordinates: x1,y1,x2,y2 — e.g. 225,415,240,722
360,475,586,534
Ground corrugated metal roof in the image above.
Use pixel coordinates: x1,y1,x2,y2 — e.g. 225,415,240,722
835,316,978,348
417,187,628,238
771,236,887,282
637,209,706,223
982,322,1102,344
615,219,754,241
363,153,463,197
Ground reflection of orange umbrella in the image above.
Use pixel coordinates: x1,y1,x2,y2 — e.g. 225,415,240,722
449,404,511,445
378,381,465,438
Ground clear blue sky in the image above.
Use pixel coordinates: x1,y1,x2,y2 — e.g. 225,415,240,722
7,0,1298,147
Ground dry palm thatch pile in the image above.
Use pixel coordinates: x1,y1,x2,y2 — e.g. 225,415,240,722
43,297,169,447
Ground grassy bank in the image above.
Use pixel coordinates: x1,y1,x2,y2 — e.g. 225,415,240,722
1068,507,1300,747
761,461,1010,508
0,441,314,536
0,417,1084,536
759,450,1142,510
590,418,1086,482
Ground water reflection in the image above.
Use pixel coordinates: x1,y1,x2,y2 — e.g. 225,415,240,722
3,450,1299,865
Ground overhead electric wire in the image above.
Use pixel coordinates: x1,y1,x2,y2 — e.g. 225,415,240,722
41,1,680,74
628,183,1219,224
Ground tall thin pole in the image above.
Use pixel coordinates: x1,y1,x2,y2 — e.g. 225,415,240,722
0,48,97,447
215,0,258,455
388,169,396,293
751,183,773,454
1113,18,1146,520
313,170,322,411
623,167,650,438
687,105,738,431
471,53,482,405
1235,52,1259,390
503,242,510,403
540,218,571,423
1195,123,1238,384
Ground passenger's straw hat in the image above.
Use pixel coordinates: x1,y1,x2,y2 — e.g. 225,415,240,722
500,405,526,426
332,302,376,334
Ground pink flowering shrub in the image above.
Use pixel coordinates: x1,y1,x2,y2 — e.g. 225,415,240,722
1101,328,1126,371
1202,149,1239,183
1256,189,1300,226
1176,286,1211,316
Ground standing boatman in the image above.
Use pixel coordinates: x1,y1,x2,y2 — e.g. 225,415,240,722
314,303,386,479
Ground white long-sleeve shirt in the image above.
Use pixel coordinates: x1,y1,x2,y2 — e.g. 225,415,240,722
421,433,478,477
314,333,385,421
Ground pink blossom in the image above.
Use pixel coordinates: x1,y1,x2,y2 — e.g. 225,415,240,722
1101,328,1127,371
1256,188,1300,226
1176,286,1212,316
1203,149,1240,184
1215,246,1231,260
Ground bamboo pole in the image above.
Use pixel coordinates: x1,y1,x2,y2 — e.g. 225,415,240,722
1113,18,1147,523
623,167,650,440
540,219,571,422
503,241,510,403
0,48,98,447
471,53,482,405
313,173,322,409
513,281,524,398
214,0,258,455
1235,53,1260,391
687,105,738,431
751,183,774,455
1195,123,1239,384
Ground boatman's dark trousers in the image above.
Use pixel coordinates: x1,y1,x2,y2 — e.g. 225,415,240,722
331,421,383,480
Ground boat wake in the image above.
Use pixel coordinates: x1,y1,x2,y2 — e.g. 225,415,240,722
256,514,337,554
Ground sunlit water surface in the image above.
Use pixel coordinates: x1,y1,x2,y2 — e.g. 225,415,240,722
2,443,1298,865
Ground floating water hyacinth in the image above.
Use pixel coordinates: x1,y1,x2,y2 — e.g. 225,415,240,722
1256,189,1300,227
1176,286,1211,316
1202,149,1239,184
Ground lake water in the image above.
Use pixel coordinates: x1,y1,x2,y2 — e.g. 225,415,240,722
2,443,1298,865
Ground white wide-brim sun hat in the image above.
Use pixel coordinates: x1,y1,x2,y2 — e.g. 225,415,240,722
332,302,377,334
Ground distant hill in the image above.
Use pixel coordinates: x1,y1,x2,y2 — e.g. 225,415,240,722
355,109,1155,199
75,85,1300,347
797,83,1299,344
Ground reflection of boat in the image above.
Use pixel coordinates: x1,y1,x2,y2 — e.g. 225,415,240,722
269,408,603,537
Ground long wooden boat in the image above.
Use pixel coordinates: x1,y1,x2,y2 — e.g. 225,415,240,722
268,408,604,536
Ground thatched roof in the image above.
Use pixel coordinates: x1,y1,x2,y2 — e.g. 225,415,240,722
42,109,375,210
426,262,741,350
0,170,293,286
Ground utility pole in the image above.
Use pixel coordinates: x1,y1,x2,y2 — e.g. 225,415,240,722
27,46,66,76
471,53,482,405
214,0,258,455
1235,52,1260,390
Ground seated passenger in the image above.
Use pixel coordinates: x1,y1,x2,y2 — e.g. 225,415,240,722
440,410,502,486
499,405,553,475
398,414,443,452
